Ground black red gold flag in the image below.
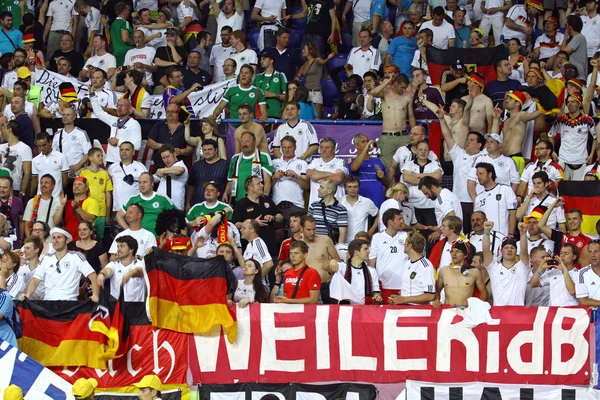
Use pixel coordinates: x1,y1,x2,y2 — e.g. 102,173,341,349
558,181,600,235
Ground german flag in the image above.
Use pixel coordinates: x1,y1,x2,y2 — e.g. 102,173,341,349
144,248,237,343
558,181,600,235
426,45,509,86
89,288,130,361
17,299,110,369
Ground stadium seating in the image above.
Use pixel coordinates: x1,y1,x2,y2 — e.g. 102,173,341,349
249,30,260,50
289,29,303,49
321,78,339,107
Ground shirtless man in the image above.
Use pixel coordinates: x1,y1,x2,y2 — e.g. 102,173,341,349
371,74,416,167
493,91,540,174
462,72,493,134
433,240,488,308
300,215,341,304
234,103,269,153
422,98,470,160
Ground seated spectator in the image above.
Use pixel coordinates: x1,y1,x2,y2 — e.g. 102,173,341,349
98,234,146,301
254,49,287,119
470,28,486,48
68,221,108,273
81,69,117,118
299,43,333,119
534,17,564,62
234,259,269,307
292,85,318,120
124,30,157,89
80,35,117,81
386,21,417,78
32,132,69,197
345,29,382,79
154,28,188,88
56,56,75,77
48,33,85,77
182,50,211,89
52,107,91,177
220,58,237,81
348,133,388,207
273,241,320,304
420,7,455,49
22,33,44,68
210,64,267,121
39,82,80,119
23,175,60,236
109,203,156,257
115,69,151,118
0,251,24,298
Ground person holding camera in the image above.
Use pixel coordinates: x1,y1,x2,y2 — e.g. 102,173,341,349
107,141,148,214
307,179,348,245
162,66,199,118
348,133,388,208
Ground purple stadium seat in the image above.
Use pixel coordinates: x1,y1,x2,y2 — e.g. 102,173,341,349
248,30,260,50
321,78,339,107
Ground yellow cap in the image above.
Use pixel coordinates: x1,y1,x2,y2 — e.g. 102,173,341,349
72,378,98,398
3,385,24,400
133,375,162,391
16,67,31,80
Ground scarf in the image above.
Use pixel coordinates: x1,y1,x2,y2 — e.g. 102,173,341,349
203,214,230,244
0,195,13,216
30,195,41,228
344,260,373,298
231,149,263,197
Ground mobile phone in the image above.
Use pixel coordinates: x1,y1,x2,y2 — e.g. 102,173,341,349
547,259,559,266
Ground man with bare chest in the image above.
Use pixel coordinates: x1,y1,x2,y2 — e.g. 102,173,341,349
233,104,269,153
300,215,341,304
423,98,469,161
462,73,493,134
371,74,416,167
434,240,488,307
493,91,540,174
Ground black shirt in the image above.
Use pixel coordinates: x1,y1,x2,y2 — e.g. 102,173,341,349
20,22,44,49
232,195,279,254
440,69,468,111
188,158,229,205
49,49,85,77
153,45,188,83
182,66,211,89
147,122,188,169
267,46,304,82
306,0,333,39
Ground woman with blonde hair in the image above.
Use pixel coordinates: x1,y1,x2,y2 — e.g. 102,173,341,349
297,43,334,119
185,118,227,162
378,182,428,232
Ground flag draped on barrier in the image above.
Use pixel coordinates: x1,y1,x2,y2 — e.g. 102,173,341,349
144,248,237,343
89,289,129,361
17,299,111,369
558,181,600,235
426,46,508,86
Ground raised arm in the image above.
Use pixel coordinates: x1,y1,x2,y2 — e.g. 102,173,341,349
482,220,494,267
518,222,529,265
434,106,456,149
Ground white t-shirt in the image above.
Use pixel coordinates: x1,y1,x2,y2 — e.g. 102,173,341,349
109,228,156,256
467,230,505,258
176,1,195,24
434,188,463,227
419,20,455,49
548,115,597,165
401,257,435,300
339,195,378,243
107,161,148,212
539,267,579,306
378,199,417,231
393,145,438,176
32,151,69,197
123,46,157,86
0,142,32,191
33,251,94,301
107,259,147,301
347,0,370,21
307,157,348,204
52,127,92,168
23,196,60,228
255,0,286,18
137,26,168,49
501,5,530,44
581,14,600,57
47,0,79,32
234,280,256,302
474,184,518,237
83,53,117,73
448,145,483,203
273,120,319,160
346,46,382,79
467,154,520,193
133,0,157,11
243,237,272,266
85,7,102,33
3,103,35,119
370,230,408,290
272,157,307,208
155,160,188,210
401,160,442,209
190,222,241,258
1,71,17,91
336,262,380,304
534,32,564,60
487,260,529,305
231,48,258,74
576,265,600,301
216,12,244,44
18,263,45,300
209,43,236,82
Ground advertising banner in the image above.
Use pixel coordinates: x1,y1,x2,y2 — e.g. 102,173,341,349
198,382,377,400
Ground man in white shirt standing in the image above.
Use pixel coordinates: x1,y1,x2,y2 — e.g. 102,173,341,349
211,0,244,45
44,0,79,59
339,176,379,242
251,0,286,51
98,235,146,301
342,0,371,47
306,138,348,204
576,241,600,305
479,0,511,46
80,35,117,81
107,142,147,213
581,0,600,61
81,69,117,118
344,29,381,79
272,136,309,222
0,120,32,199
474,162,517,237
210,26,236,82
418,176,462,228
332,239,382,304
90,95,142,166
154,145,188,210
369,208,408,304
230,30,258,74
240,219,274,279
23,174,61,235
109,203,155,257
123,30,157,88
74,0,101,59
273,102,319,161
22,227,98,301
419,7,455,49
31,132,69,197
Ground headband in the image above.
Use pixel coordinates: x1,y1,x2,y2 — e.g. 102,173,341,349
50,227,73,242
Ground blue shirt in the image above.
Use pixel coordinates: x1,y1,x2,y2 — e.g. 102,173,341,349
370,0,389,24
299,102,318,120
0,28,23,56
0,290,17,348
454,26,471,48
483,79,521,107
387,36,417,76
348,157,387,207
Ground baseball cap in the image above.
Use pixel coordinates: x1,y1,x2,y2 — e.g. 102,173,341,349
485,133,503,144
166,27,179,35
259,48,277,60
16,67,31,80
451,240,470,254
72,378,98,399
502,238,518,249
451,59,464,70
133,375,163,391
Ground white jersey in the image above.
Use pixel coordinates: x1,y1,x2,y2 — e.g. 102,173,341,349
231,48,258,74
581,13,600,57
272,157,307,208
3,102,35,119
501,5,530,44
525,270,549,306
468,154,520,193
401,257,435,300
392,145,438,175
109,228,156,256
448,145,483,203
336,262,380,304
18,263,45,300
0,142,32,191
520,159,564,194
33,251,94,301
339,195,378,243
474,184,518,237
209,43,236,82
525,194,565,230
401,159,442,209
47,0,78,32
31,150,69,197
539,267,579,306
191,222,241,258
243,237,272,266
216,12,244,44
52,126,92,168
378,199,417,231
576,265,600,301
123,46,157,86
107,161,148,212
434,188,463,227
107,258,147,301
307,157,347,204
273,120,319,160
467,230,505,258
370,230,408,289
83,53,117,73
346,46,381,78
155,160,188,210
486,260,529,306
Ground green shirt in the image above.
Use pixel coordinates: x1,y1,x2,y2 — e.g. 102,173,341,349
110,17,134,66
0,0,24,30
227,152,273,200
253,72,287,118
123,192,175,237
223,85,266,120
186,201,232,224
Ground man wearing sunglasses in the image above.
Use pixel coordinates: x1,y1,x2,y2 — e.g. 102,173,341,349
21,227,99,302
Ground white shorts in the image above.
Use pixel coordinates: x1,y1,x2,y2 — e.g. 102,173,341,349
308,91,323,105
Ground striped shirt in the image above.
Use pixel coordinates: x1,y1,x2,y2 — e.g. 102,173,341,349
188,159,229,205
307,200,348,241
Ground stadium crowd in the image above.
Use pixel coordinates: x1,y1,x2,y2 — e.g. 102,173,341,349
0,0,600,379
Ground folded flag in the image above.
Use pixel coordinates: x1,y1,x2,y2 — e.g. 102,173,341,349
426,46,509,86
558,181,600,236
144,247,237,343
17,299,110,369
89,288,130,361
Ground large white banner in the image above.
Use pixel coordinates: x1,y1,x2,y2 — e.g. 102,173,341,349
33,68,235,119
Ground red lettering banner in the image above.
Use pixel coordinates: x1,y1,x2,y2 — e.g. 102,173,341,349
189,304,592,385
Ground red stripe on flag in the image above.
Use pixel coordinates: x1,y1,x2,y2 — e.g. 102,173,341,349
19,308,104,347
147,269,229,306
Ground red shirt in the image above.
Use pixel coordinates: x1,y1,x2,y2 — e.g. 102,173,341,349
278,237,292,261
64,199,85,241
563,232,592,251
283,265,321,300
